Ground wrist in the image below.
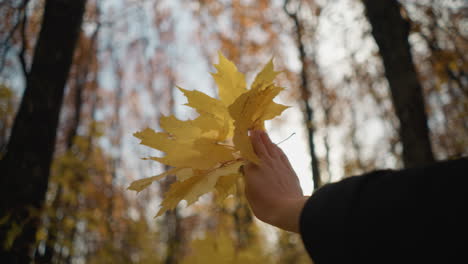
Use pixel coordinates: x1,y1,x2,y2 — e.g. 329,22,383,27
270,196,309,233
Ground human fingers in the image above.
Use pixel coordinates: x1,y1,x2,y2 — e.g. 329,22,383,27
258,130,278,158
272,144,293,169
243,162,263,195
250,130,271,159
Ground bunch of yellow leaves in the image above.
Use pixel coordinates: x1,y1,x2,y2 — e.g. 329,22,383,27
128,52,289,217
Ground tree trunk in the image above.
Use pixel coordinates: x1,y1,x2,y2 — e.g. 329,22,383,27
284,0,322,189
362,0,434,168
0,0,87,262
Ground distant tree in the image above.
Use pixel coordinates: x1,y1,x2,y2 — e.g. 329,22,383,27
0,0,87,262
362,0,435,168
284,0,322,189
405,4,468,159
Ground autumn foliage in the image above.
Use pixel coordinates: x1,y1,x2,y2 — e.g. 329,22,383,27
0,0,466,263
129,52,288,217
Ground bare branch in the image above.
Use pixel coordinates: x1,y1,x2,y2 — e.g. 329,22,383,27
0,12,21,74
0,0,30,76
18,1,30,78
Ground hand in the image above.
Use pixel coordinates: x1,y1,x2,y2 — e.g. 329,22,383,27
242,130,309,233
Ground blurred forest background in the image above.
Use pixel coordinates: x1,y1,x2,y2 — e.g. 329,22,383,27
0,0,467,263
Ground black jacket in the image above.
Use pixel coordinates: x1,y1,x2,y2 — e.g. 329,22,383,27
300,158,468,264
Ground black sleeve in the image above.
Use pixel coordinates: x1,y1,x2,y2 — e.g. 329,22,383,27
299,158,468,264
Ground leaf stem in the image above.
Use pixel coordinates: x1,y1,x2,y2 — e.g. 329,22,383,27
275,132,296,145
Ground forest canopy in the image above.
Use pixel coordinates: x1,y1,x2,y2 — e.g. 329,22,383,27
0,0,466,263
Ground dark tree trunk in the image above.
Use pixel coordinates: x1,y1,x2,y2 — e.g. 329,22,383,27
161,79,182,264
284,0,322,189
0,0,87,262
163,205,182,264
36,26,99,264
362,0,435,168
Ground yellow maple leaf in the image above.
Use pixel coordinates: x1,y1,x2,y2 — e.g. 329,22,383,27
215,173,239,204
178,87,233,140
211,52,247,106
129,52,289,217
228,60,288,164
251,58,282,90
156,160,243,217
128,167,182,193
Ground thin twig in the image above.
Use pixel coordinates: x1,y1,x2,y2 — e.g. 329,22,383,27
0,11,22,73
275,132,296,145
0,0,30,76
18,1,29,78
